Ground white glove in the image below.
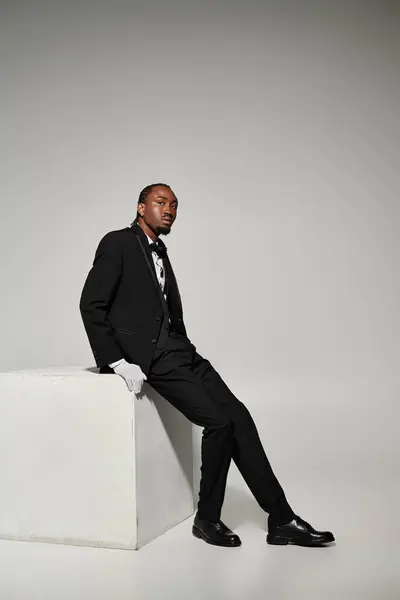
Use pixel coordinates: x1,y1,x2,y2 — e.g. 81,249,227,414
111,359,147,394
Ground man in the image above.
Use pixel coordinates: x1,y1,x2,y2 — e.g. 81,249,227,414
79,183,335,548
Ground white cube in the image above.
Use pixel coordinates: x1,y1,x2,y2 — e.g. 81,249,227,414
0,367,195,549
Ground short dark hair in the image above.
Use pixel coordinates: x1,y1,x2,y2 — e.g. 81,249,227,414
130,183,171,226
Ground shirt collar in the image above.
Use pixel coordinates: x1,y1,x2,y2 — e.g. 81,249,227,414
146,233,157,245
144,231,166,252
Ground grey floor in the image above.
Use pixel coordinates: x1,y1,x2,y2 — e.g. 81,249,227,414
0,470,398,600
1,373,399,599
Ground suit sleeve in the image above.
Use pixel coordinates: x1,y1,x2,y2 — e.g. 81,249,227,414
79,231,124,367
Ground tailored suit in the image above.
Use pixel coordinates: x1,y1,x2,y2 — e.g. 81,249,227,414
79,222,295,523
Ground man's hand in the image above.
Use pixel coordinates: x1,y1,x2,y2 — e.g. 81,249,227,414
112,359,147,394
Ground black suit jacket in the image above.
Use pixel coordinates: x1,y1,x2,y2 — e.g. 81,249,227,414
79,223,188,376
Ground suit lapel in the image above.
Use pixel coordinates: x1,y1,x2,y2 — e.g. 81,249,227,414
163,252,184,316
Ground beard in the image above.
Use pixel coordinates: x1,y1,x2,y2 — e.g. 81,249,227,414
155,224,172,236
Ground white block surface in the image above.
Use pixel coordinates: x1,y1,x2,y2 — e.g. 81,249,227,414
0,367,194,550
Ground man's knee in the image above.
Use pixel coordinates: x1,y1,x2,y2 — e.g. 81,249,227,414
232,400,254,427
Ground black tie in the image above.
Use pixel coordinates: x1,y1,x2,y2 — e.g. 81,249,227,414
149,241,167,258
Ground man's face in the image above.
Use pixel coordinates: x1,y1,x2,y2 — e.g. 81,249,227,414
138,186,178,236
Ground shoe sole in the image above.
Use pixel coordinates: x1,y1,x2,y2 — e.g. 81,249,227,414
192,525,242,547
267,534,335,547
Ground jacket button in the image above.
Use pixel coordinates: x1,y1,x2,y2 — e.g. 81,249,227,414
151,338,157,343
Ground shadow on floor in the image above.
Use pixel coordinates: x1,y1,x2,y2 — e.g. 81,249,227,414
221,487,267,530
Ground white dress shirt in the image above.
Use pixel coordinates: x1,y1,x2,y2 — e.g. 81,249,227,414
146,233,167,300
147,234,171,325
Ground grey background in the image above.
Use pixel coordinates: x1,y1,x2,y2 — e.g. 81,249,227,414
1,1,398,381
1,0,399,442
2,0,399,466
1,2,400,597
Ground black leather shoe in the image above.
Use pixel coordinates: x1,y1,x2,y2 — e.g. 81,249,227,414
267,515,335,547
192,514,242,547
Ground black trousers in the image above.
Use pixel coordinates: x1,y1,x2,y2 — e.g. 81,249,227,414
147,329,295,524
